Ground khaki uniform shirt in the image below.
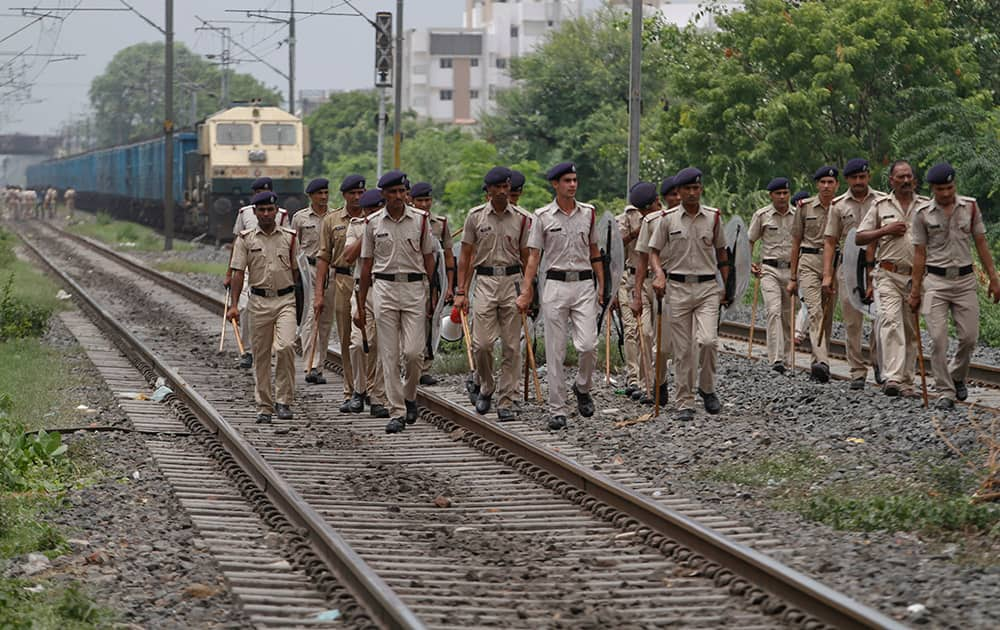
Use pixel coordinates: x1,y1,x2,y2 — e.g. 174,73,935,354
790,196,832,250
616,205,645,271
825,187,883,243
461,202,532,268
314,208,352,268
346,216,367,279
428,213,454,251
634,206,674,258
910,195,986,268
527,200,598,270
291,206,332,257
361,205,436,274
647,205,726,275
748,204,795,261
230,226,297,291
858,193,927,267
232,204,289,235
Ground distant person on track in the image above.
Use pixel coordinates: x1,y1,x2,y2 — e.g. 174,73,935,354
823,158,884,390
749,177,796,374
227,191,301,424
908,162,1000,409
64,187,76,218
856,160,926,398
647,167,730,422
788,167,839,383
355,170,436,434
516,161,604,431
454,167,532,421
43,187,57,219
293,178,336,387
226,177,290,369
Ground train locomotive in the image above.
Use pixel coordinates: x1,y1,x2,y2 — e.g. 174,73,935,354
27,104,309,241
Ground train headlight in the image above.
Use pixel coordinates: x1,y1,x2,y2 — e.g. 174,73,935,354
248,149,267,163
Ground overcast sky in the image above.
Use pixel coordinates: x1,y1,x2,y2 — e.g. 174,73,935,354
0,0,603,136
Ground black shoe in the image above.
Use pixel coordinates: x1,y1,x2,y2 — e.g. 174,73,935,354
475,393,492,415
674,408,695,422
810,362,830,383
405,400,418,424
370,404,390,418
239,352,253,369
657,382,670,405
572,383,595,418
639,393,654,405
348,392,365,413
548,415,567,430
465,378,480,405
497,408,515,422
313,372,327,385
305,369,317,384
954,380,968,401
772,362,786,374
850,377,865,390
935,397,955,410
419,374,438,386
883,381,901,397
624,385,637,396
275,404,293,420
385,417,406,433
255,413,272,424
339,399,352,413
630,390,643,401
698,389,721,415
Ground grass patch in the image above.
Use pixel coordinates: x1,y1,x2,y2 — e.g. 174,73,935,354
0,578,110,628
0,338,84,431
72,212,192,252
799,490,1000,534
702,450,831,487
154,260,228,276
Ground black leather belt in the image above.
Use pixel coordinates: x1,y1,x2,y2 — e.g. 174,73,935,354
546,269,593,281
927,264,973,278
306,256,317,265
668,273,715,283
879,261,912,275
763,259,792,269
475,264,522,276
374,272,425,282
333,266,351,275
799,247,821,255
250,285,295,297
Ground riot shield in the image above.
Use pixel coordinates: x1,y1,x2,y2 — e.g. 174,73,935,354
840,228,877,317
426,243,449,359
596,210,626,332
295,250,314,335
718,215,750,317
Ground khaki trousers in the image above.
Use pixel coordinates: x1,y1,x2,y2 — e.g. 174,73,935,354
373,279,427,418
619,275,654,392
299,265,335,375
798,253,831,365
541,278,598,417
472,275,522,408
350,287,385,405
668,279,720,411
761,265,792,366
332,274,355,398
238,285,254,354
924,273,979,400
875,269,916,386
840,286,868,380
249,294,297,414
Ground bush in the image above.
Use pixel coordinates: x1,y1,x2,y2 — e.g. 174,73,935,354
95,211,112,226
0,424,68,492
0,274,51,340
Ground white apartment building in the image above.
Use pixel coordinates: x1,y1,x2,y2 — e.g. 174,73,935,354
402,0,583,124
610,0,743,30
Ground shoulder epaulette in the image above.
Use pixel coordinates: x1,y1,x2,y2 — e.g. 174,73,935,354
578,201,596,211
832,192,849,204
280,226,296,235
238,228,254,237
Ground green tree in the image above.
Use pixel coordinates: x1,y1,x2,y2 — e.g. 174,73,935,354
942,0,1000,102
303,90,383,179
89,42,281,147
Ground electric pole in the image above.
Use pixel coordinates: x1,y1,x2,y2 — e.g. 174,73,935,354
288,0,295,114
393,0,402,169
164,0,174,250
374,11,393,179
627,0,642,191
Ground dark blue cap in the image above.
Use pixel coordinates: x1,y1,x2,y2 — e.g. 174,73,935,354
628,182,657,209
659,176,677,196
251,190,278,206
843,158,869,176
377,170,407,189
359,189,384,209
410,182,433,198
484,166,512,186
510,170,525,191
766,177,790,192
813,165,838,181
925,162,956,185
673,167,702,187
340,174,365,192
546,161,576,181
791,190,810,206
305,178,329,194
251,176,273,191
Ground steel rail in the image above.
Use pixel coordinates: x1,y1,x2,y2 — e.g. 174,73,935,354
18,230,425,630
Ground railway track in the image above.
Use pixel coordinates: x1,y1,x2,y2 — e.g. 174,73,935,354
16,222,907,629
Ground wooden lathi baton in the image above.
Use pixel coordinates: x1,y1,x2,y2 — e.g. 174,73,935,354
747,274,759,358
231,318,246,356
459,309,475,372
522,313,543,402
219,290,230,352
653,296,665,417
914,310,929,408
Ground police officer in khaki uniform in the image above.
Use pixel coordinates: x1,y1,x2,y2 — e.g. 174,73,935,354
823,158,883,389
293,178,334,385
909,163,1000,409
409,182,455,386
455,167,532,421
226,177,291,369
312,177,362,413
346,189,390,418
788,167,839,382
508,170,526,207
856,160,925,397
227,191,300,423
516,161,604,431
356,170,436,434
749,177,796,373
617,182,660,404
648,167,730,422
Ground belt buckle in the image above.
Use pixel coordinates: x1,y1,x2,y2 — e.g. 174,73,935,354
686,274,698,283
493,266,505,276
945,267,959,279
566,271,580,282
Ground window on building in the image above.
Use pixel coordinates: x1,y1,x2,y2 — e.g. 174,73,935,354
470,90,479,99
495,57,507,69
510,26,519,37
440,90,453,101
470,57,479,67
440,57,453,69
